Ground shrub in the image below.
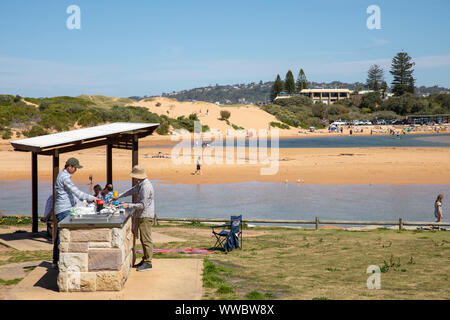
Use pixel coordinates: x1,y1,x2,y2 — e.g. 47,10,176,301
14,95,22,103
1,128,12,139
156,121,169,135
270,121,290,129
273,96,312,107
220,110,231,120
188,113,199,121
23,125,48,138
360,92,382,111
0,95,13,106
155,102,161,107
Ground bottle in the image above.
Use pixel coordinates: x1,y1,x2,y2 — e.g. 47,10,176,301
96,199,104,213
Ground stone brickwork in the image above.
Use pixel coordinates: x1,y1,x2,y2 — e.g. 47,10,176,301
57,217,133,292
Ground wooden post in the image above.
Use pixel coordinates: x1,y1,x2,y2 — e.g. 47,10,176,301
52,151,59,243
31,152,38,233
107,144,113,185
131,134,139,204
315,217,319,231
399,218,403,230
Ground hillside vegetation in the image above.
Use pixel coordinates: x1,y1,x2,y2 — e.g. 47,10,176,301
262,93,450,129
0,94,210,139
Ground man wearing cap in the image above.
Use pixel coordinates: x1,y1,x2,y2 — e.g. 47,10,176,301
114,164,154,271
53,157,97,268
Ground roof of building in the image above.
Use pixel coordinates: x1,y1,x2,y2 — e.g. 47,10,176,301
300,89,351,93
10,122,159,153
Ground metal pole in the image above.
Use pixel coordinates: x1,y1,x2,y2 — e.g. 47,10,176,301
31,152,38,233
52,151,59,243
132,134,138,204
107,144,113,185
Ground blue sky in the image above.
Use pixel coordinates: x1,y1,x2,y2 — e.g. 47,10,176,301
1,0,449,97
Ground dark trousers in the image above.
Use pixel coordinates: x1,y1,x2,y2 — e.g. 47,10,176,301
52,210,70,264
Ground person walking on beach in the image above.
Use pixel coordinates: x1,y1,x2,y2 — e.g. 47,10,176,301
432,194,444,231
193,156,202,175
114,165,154,271
53,158,97,268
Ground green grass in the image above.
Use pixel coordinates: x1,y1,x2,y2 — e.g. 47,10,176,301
0,278,23,286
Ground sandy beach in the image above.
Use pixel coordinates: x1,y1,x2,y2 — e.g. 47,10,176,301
1,133,449,185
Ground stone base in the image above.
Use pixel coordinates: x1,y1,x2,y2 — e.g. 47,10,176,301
58,216,132,292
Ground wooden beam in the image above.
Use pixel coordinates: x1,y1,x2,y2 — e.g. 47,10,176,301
132,134,138,203
107,144,112,185
52,150,59,244
31,152,38,233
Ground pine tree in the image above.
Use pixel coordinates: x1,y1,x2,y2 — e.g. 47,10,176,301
380,81,388,99
296,69,308,92
366,64,384,92
390,52,415,96
284,70,295,94
407,76,415,94
271,75,284,101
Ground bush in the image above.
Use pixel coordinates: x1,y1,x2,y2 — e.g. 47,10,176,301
0,95,13,106
360,92,382,111
273,96,312,107
270,121,290,129
1,128,12,139
13,95,22,103
23,125,48,138
188,113,199,121
220,110,231,120
156,121,169,135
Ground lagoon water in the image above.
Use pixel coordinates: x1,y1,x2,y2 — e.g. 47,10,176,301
207,133,450,148
0,180,447,224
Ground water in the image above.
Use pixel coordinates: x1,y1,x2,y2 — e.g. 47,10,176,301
203,133,450,148
0,180,446,224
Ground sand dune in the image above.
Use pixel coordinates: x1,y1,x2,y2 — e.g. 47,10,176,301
130,97,299,136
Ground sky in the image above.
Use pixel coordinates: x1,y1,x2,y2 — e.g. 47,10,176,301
0,0,449,97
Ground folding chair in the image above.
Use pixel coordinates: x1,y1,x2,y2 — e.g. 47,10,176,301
211,215,243,251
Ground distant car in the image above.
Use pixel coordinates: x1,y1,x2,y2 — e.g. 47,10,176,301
402,119,412,125
331,120,347,126
391,120,403,125
361,120,372,125
352,120,361,126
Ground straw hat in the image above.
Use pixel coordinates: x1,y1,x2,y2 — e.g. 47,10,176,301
130,165,147,179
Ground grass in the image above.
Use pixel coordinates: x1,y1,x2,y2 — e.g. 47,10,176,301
145,222,450,299
0,221,449,299
0,278,23,286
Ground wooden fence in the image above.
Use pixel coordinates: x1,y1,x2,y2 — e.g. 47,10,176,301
155,216,450,230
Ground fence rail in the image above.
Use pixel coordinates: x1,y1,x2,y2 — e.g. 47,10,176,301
156,216,450,230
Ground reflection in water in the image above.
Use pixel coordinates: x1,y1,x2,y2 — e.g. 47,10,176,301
0,180,447,224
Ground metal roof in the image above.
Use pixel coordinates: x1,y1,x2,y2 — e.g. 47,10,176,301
10,122,159,152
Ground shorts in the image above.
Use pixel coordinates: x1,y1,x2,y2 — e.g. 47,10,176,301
196,164,201,170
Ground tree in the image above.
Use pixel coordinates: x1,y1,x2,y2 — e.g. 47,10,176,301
366,65,384,92
271,74,284,101
407,76,415,95
296,69,308,92
390,51,415,96
284,70,295,94
380,81,388,99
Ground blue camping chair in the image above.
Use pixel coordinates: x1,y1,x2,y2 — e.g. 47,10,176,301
211,215,243,252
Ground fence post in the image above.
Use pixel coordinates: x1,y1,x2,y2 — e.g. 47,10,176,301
153,213,158,226
315,217,319,231
399,218,403,230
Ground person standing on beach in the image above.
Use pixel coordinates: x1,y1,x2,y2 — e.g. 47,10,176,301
114,165,154,271
53,157,97,268
194,156,202,175
433,194,444,231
